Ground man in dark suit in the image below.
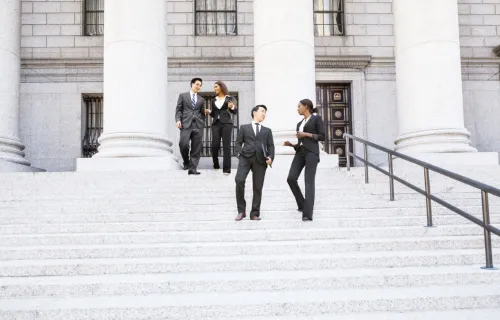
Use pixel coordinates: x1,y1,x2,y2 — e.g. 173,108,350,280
175,78,206,175
234,105,275,221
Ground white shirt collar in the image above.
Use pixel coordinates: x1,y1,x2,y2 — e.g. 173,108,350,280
189,91,197,96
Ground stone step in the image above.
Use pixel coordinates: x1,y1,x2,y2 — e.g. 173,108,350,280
2,236,498,260
2,215,499,233
1,249,498,277
1,284,499,319
0,225,489,247
207,309,500,320
0,208,495,224
2,191,499,204
0,200,496,215
1,266,498,298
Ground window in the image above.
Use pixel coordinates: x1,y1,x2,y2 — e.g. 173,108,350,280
83,0,104,36
314,0,345,36
82,95,103,158
195,0,237,36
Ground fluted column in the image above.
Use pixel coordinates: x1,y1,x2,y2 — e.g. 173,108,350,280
253,0,316,154
94,0,174,158
393,0,476,153
0,0,31,169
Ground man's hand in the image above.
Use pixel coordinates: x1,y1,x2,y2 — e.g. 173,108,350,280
204,109,211,115
176,121,182,129
296,132,308,139
266,157,272,166
283,141,294,147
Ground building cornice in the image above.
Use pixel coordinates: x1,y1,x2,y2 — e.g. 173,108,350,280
315,55,372,69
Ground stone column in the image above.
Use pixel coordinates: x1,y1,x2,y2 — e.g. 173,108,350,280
253,0,316,155
0,0,31,170
94,0,175,161
393,0,476,153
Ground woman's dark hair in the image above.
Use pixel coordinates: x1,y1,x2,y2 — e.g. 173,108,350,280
191,77,203,86
214,81,229,96
251,104,267,118
300,98,318,114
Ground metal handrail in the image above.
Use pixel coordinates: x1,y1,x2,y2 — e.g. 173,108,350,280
344,133,500,270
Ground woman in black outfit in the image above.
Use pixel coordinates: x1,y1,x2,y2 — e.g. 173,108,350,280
204,81,236,174
284,99,325,221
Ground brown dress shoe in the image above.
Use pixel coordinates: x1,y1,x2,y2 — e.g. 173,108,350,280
250,216,261,221
235,213,246,221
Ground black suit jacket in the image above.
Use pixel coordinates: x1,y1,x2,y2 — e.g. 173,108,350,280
235,123,275,165
295,115,325,156
210,96,236,124
175,92,206,129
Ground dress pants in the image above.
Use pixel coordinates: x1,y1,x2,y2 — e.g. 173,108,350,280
179,121,202,170
211,120,233,171
287,146,319,220
235,154,267,217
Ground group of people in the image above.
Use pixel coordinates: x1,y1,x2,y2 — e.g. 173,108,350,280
175,78,325,221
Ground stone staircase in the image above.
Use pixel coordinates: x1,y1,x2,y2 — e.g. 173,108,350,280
0,165,499,319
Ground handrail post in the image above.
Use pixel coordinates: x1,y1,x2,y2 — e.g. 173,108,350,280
424,168,433,227
480,191,497,270
388,154,394,201
363,144,369,184
346,136,351,171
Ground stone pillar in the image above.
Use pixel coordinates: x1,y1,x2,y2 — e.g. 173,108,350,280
253,0,316,155
393,0,476,153
94,0,175,161
0,0,31,170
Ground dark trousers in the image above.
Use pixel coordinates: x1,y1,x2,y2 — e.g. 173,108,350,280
287,146,319,220
235,154,267,217
211,120,233,171
179,121,202,170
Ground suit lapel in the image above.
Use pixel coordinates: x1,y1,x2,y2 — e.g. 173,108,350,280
303,115,314,131
249,124,256,139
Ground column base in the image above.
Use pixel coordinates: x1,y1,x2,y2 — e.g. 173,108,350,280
0,136,31,166
394,129,477,153
93,132,175,158
76,156,179,172
0,159,44,173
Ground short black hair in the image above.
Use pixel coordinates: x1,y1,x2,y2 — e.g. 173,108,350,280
251,104,267,118
191,78,203,86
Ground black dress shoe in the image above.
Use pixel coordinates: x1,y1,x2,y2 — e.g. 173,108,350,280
302,217,312,221
188,170,201,175
297,208,303,212
223,170,231,175
183,164,189,170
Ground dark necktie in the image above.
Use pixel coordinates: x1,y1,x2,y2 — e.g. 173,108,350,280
255,123,260,137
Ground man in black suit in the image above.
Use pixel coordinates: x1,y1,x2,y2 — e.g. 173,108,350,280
234,105,275,221
175,78,206,175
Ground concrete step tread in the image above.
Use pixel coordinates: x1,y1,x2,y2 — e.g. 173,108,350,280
212,309,500,320
0,224,484,237
1,215,500,232
2,284,500,311
0,248,495,267
0,235,494,250
2,265,498,286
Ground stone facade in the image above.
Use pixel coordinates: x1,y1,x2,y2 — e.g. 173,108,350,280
10,0,500,171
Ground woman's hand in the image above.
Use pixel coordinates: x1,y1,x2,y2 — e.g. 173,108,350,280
204,109,211,115
296,132,309,139
283,141,294,147
228,101,235,110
